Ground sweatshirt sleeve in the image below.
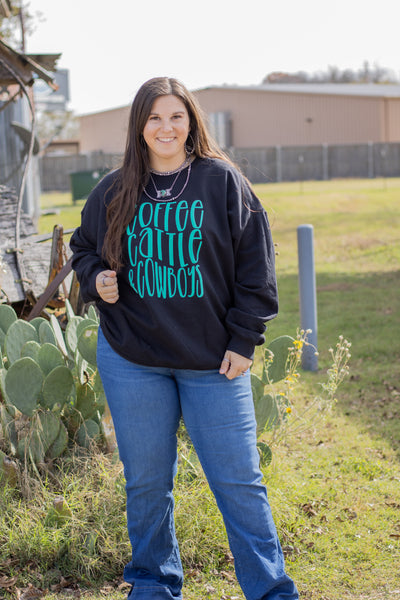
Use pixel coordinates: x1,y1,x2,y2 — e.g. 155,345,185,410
225,171,278,359
69,179,110,303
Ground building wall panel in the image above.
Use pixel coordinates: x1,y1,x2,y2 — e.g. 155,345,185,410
387,98,400,141
79,106,130,153
194,88,385,147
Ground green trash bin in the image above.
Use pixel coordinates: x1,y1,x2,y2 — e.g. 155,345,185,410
70,169,108,203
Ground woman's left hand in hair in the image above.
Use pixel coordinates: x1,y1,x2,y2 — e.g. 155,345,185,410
219,350,252,380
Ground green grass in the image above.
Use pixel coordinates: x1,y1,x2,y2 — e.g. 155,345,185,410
1,178,400,600
38,193,86,234
259,179,400,460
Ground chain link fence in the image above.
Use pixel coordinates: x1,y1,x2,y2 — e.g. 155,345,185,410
39,143,400,191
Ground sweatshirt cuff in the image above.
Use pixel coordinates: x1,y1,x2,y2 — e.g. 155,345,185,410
80,268,103,303
227,334,263,361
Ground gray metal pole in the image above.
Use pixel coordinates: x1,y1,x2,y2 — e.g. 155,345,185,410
297,224,318,370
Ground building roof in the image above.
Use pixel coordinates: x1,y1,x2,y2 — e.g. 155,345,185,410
195,83,400,99
0,38,59,88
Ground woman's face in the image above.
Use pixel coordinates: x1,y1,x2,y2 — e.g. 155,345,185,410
142,94,190,171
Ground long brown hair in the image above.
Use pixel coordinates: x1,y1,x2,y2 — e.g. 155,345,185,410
103,76,235,271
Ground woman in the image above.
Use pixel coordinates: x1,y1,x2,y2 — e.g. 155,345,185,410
70,77,298,600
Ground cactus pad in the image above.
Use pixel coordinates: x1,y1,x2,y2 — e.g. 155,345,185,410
21,340,41,362
87,305,99,323
39,320,57,346
65,316,84,356
0,404,18,455
251,373,265,403
75,383,97,420
77,325,98,365
0,304,17,334
92,370,106,413
5,357,43,416
254,393,279,434
37,410,62,452
29,317,47,337
41,365,74,410
262,335,294,384
76,419,100,448
38,343,65,376
47,421,68,458
5,320,39,364
50,315,68,357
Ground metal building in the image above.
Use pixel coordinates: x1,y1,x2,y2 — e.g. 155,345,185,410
193,83,400,149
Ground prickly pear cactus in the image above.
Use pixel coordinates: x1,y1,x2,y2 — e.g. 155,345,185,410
4,320,38,365
16,410,68,464
5,357,44,416
21,340,41,362
262,335,294,384
65,316,85,356
76,419,100,449
0,304,17,336
251,335,297,465
77,325,98,366
254,392,279,434
0,302,111,472
47,421,68,459
37,342,65,375
75,383,98,421
41,365,74,410
38,320,57,346
0,404,17,455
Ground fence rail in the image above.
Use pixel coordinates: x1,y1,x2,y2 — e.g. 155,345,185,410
231,142,400,184
38,143,400,192
39,152,123,192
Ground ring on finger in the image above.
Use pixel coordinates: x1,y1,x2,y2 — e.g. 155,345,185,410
102,275,107,286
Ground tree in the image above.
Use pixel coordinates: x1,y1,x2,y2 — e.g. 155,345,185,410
0,0,40,50
35,109,79,151
262,63,399,85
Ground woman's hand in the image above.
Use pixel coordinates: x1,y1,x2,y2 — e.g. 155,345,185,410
219,350,252,380
95,270,119,304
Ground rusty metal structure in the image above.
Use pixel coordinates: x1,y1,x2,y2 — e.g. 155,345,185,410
0,37,78,318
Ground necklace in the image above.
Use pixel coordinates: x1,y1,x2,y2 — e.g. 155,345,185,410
143,162,192,202
150,156,190,176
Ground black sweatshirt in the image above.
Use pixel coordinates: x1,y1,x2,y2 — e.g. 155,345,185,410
69,157,278,369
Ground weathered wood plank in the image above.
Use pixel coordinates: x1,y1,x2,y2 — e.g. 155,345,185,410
0,184,68,304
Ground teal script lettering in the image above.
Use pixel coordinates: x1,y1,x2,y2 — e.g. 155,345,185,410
127,199,204,299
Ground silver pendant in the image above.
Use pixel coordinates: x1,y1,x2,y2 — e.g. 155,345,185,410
156,188,172,199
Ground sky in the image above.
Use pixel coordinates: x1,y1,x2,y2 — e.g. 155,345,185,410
24,0,399,115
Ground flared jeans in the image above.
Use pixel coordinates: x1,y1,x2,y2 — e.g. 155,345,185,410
97,329,298,600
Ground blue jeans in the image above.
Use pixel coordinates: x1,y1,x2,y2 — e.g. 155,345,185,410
97,329,298,600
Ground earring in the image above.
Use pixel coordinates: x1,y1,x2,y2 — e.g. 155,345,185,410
185,133,195,156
